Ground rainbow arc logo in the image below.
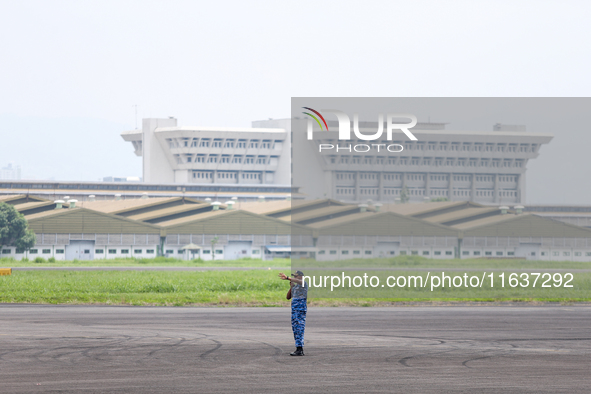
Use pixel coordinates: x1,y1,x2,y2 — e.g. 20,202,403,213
302,107,329,131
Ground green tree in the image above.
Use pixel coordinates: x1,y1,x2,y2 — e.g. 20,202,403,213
0,202,36,253
400,186,410,203
210,236,219,261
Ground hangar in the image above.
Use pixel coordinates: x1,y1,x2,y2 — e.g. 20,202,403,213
2,194,591,262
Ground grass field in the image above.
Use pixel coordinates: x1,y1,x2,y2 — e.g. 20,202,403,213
3,255,590,269
0,257,291,268
1,267,590,306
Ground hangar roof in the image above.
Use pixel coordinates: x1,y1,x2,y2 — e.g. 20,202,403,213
25,207,161,234
77,197,203,214
457,214,591,238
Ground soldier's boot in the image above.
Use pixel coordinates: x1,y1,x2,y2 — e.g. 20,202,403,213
290,347,304,356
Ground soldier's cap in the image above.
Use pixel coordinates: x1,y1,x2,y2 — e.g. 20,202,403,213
292,270,304,276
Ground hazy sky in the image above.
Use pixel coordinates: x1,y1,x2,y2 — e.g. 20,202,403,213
0,1,590,203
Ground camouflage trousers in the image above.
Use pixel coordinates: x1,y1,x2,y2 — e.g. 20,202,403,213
291,298,307,348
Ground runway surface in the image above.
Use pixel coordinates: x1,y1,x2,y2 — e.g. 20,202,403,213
1,305,590,393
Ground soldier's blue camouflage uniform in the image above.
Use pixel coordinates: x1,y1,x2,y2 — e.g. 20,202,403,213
291,281,308,348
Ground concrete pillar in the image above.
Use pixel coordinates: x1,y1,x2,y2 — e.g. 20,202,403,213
142,118,177,183
517,173,526,204
448,173,453,201
332,171,338,200
378,172,384,201
494,174,499,204
355,171,360,202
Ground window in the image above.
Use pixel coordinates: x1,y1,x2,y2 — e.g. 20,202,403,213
541,252,547,256
95,249,104,254
485,251,492,256
108,249,117,254
134,249,143,254
318,250,326,255
462,251,469,256
165,250,174,254
434,251,441,255
215,249,223,254
1,249,10,254
342,250,349,254
586,252,591,256
353,250,360,255
496,251,503,256
364,250,372,255
400,251,407,255
29,249,38,254
553,251,559,256
329,250,337,255
423,251,430,255
252,250,260,254
56,249,64,254
575,252,582,256
411,251,418,255
202,250,211,254
508,251,515,256
473,251,481,256
563,251,570,256
42,249,51,254
146,249,155,254
445,251,453,256
121,249,129,254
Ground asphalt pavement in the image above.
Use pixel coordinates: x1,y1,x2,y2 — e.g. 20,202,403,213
1,305,590,393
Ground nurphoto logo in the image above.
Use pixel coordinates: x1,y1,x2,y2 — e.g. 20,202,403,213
303,107,418,153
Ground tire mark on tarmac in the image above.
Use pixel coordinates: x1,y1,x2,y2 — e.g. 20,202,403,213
395,348,458,367
199,339,222,359
45,336,136,363
462,353,502,368
248,340,284,363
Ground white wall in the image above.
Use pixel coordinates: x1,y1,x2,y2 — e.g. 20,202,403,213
143,118,177,183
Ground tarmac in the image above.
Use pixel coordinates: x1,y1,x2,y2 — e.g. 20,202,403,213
1,305,590,393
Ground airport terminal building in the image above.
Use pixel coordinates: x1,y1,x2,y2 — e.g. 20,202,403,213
122,118,553,205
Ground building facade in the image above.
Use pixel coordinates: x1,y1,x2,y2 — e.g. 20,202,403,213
121,118,291,186
0,163,21,180
286,118,553,204
121,118,552,205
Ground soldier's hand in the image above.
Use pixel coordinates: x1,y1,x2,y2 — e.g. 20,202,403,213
278,272,288,280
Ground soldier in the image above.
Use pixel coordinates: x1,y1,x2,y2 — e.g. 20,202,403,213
278,270,308,356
